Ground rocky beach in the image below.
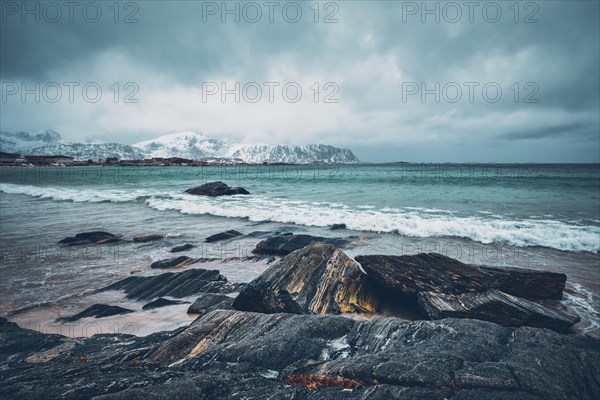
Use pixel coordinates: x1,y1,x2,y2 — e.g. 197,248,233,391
1,181,599,399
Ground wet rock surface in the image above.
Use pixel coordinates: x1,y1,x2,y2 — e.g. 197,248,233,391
56,304,133,322
58,231,121,246
252,233,350,256
187,293,234,315
143,298,189,310
99,268,231,300
356,253,567,300
150,256,198,269
235,243,377,314
205,230,242,243
185,181,250,196
418,290,580,331
169,243,195,253
2,312,598,400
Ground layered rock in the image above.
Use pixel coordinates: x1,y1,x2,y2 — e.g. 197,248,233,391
185,181,250,196
234,243,377,314
187,293,234,315
252,233,350,256
169,243,195,253
56,304,133,322
355,253,566,300
58,231,121,246
150,256,197,269
99,268,231,300
205,230,242,243
143,298,188,310
417,290,580,331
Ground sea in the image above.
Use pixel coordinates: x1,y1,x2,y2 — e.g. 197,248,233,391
1,163,599,337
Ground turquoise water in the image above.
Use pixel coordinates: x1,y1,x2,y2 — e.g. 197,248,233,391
1,164,599,336
2,164,599,252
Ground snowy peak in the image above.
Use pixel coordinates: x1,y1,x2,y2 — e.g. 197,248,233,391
133,131,231,160
1,130,360,163
0,130,61,152
134,132,360,164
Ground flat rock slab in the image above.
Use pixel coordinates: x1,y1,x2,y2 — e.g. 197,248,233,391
169,243,194,253
143,298,189,310
58,231,121,246
99,268,230,300
235,243,377,314
205,230,242,243
187,293,234,315
185,181,250,196
151,256,198,269
56,304,133,322
356,252,566,300
133,234,164,243
252,233,350,256
418,290,580,332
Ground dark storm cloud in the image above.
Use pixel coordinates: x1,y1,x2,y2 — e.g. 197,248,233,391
0,0,598,162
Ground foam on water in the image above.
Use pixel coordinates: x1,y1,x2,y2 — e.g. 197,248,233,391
2,183,599,253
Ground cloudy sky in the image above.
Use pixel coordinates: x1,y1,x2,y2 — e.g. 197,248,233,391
1,0,598,162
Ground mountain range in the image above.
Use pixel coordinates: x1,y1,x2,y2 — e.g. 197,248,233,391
0,131,360,164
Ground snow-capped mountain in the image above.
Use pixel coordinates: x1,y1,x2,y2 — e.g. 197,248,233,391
0,131,146,161
134,131,360,164
133,131,231,160
0,130,62,152
1,130,360,163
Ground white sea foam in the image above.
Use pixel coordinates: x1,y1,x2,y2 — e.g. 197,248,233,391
2,183,599,253
0,183,151,203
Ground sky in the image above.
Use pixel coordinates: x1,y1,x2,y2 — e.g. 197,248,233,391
1,0,599,162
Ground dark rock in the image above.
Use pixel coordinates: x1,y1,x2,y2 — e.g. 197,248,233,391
252,233,350,256
1,312,599,400
56,304,133,322
205,230,242,243
58,231,120,246
185,181,250,197
418,290,580,332
187,293,234,315
133,234,164,243
330,224,347,230
99,268,230,300
234,243,378,314
356,253,567,300
142,298,188,310
151,256,197,269
169,243,194,253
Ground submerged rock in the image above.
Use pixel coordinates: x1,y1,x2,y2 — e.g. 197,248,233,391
58,231,120,246
56,304,133,322
205,230,242,243
234,243,377,314
99,268,230,300
151,256,197,269
133,234,164,243
355,253,567,300
418,290,580,332
187,293,234,315
252,234,350,256
142,298,188,310
169,243,195,253
185,181,250,196
330,224,347,230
